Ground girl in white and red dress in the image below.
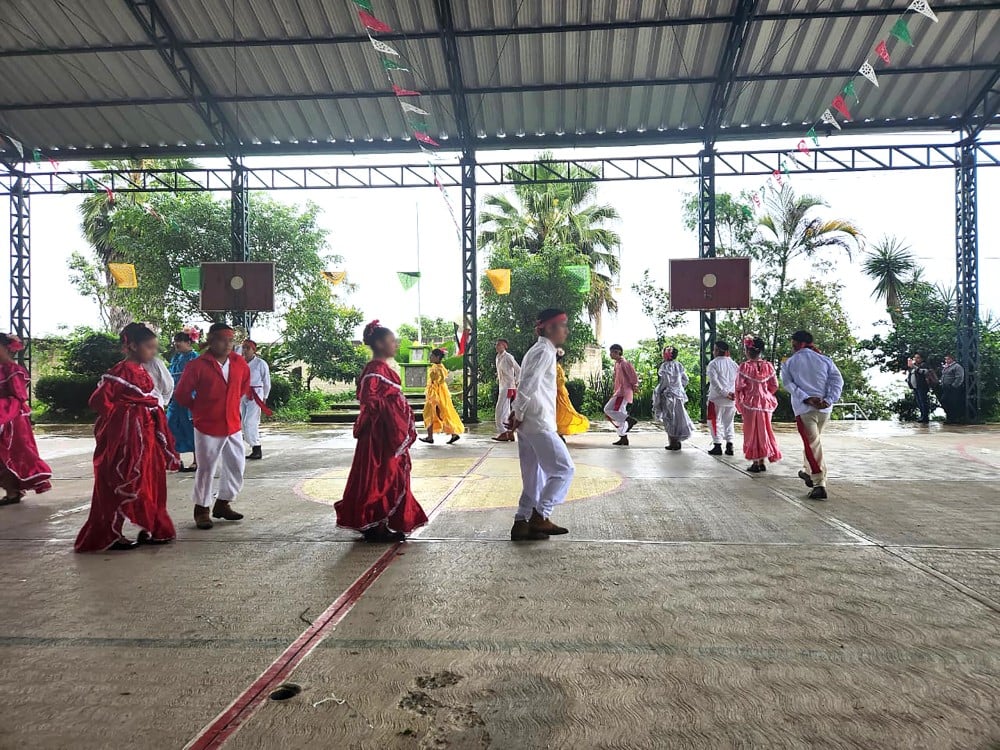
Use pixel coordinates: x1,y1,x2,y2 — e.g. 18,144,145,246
0,333,52,506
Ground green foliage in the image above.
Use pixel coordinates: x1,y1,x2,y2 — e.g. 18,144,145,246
626,337,701,420
397,337,413,364
566,378,586,412
256,342,296,377
74,168,333,333
35,374,99,418
283,282,367,389
631,269,687,347
272,390,329,422
397,317,455,343
443,355,463,371
60,328,122,375
861,236,917,320
266,376,293,409
681,190,759,256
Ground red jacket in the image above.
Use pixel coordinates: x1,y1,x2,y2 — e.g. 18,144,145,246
174,351,251,437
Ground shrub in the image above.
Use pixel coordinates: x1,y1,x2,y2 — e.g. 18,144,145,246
566,378,586,412
272,390,329,422
583,372,614,417
36,374,100,417
267,376,293,409
443,355,463,371
61,329,121,376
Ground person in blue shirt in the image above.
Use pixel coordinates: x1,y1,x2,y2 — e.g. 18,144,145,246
781,330,844,501
166,330,200,472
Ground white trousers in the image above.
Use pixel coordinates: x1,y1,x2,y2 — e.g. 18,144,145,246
603,396,631,436
193,429,246,507
709,398,737,443
495,389,514,433
515,431,575,521
241,398,261,447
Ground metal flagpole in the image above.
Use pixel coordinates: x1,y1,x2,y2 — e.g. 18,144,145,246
415,202,423,343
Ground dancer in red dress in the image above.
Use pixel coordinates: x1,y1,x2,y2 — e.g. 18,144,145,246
735,335,782,473
335,321,427,542
75,324,180,552
0,333,52,505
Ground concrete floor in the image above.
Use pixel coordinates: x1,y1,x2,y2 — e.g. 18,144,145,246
1,420,998,749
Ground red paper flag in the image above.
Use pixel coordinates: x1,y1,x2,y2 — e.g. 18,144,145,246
358,10,391,33
875,40,890,64
393,84,421,97
103,185,115,203
797,139,811,156
831,94,851,120
772,169,783,186
413,131,440,147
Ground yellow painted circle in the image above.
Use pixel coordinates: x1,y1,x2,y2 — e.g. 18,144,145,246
298,456,622,511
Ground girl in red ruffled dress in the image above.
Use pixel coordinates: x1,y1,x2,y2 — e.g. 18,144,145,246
335,321,427,542
75,324,180,552
0,333,52,505
735,335,782,473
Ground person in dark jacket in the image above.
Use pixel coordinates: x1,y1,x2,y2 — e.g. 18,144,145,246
906,353,932,424
939,354,965,423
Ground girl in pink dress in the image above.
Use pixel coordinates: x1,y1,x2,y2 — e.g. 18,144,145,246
735,336,781,473
0,333,52,505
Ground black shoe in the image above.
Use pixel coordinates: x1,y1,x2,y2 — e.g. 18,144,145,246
725,443,734,456
625,416,638,433
108,538,139,551
708,444,723,455
247,446,263,460
747,463,763,473
0,493,23,506
797,470,814,488
179,463,197,473
137,530,171,546
447,434,460,445
419,437,434,444
808,486,828,500
612,436,629,446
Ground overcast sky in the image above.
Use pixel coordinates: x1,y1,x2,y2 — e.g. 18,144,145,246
9,131,998,356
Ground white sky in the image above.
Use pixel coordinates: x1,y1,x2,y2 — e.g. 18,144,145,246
10,131,998,352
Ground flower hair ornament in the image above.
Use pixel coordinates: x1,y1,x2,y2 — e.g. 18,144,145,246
743,335,755,350
1,333,24,353
182,325,202,342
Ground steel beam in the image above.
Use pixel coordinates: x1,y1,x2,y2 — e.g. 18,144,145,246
955,135,980,422
122,0,241,162
704,0,761,146
230,162,251,333
9,168,30,385
432,0,475,157
697,150,717,423
962,65,1000,139
460,155,479,422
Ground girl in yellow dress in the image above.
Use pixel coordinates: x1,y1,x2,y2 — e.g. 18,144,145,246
420,348,464,445
556,350,589,437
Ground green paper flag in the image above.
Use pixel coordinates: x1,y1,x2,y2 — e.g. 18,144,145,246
397,271,421,290
407,117,429,132
350,0,373,10
564,265,591,294
843,80,858,102
807,127,819,147
180,266,202,291
381,58,409,72
890,18,914,45
32,148,42,162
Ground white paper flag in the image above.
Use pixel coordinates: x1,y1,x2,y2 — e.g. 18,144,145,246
2,134,24,159
400,102,430,116
858,61,879,88
369,36,399,56
907,0,938,22
821,109,842,130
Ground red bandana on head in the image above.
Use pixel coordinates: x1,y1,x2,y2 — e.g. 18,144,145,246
535,312,568,335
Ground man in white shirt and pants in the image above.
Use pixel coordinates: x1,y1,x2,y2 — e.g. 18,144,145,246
508,309,575,541
241,339,271,460
706,340,740,456
782,330,844,501
493,338,521,442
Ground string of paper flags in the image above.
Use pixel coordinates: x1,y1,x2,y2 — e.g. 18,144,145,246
745,0,940,214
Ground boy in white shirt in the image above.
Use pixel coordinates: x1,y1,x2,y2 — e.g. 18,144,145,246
706,341,740,456
507,309,575,541
241,340,271,460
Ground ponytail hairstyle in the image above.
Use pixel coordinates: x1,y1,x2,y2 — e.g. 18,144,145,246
120,322,156,347
715,340,731,355
743,335,766,357
363,319,392,349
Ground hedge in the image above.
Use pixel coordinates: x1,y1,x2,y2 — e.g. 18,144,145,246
566,378,586,412
36,374,100,416
267,375,293,409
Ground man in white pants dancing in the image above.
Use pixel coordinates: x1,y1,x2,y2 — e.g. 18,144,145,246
782,330,844,501
174,323,253,530
241,339,271,460
508,309,575,541
706,340,740,456
604,344,639,446
493,338,521,442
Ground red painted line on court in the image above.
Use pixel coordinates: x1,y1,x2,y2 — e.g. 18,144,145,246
957,442,998,469
184,447,493,750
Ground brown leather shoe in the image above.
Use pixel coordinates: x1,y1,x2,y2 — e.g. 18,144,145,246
529,510,568,535
194,505,214,530
212,500,244,521
510,519,549,541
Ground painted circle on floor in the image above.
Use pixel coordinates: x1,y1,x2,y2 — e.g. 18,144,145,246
298,456,623,510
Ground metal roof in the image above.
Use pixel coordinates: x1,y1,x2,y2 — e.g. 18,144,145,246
0,0,997,161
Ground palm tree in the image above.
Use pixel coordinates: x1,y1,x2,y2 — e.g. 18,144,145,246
757,185,864,365
478,153,622,338
862,236,916,323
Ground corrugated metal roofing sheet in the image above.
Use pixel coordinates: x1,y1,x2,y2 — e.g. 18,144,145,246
0,0,996,158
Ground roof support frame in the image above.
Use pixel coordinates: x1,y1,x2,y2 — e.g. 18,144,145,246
432,0,475,158
122,0,242,164
703,0,761,145
962,66,1000,139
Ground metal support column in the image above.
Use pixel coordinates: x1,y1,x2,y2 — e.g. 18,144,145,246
230,161,250,333
697,150,717,423
460,155,479,422
9,169,30,384
955,135,980,422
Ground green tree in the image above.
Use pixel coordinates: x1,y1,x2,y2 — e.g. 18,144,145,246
397,316,455,343
862,236,917,323
283,282,367,390
73,178,331,333
681,190,759,257
478,152,622,338
631,270,687,347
